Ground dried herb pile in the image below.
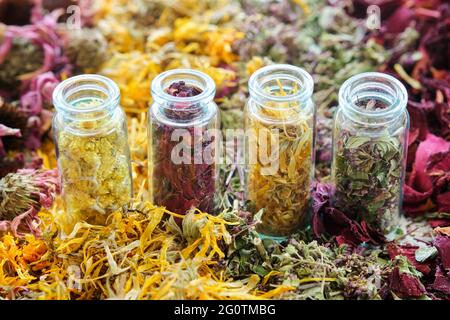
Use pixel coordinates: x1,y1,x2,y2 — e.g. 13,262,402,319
0,0,449,300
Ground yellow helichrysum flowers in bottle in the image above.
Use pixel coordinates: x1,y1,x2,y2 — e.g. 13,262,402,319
52,75,132,233
245,64,315,238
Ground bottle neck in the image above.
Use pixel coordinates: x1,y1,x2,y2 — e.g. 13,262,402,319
151,69,216,126
248,64,314,122
339,72,408,127
53,75,120,134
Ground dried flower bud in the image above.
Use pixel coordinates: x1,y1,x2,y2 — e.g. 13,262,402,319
0,169,59,221
64,28,108,71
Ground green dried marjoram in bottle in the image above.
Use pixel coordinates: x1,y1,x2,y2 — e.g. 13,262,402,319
52,75,133,234
331,72,409,235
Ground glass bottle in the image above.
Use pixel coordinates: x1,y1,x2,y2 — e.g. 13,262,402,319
245,64,316,238
148,69,219,216
52,74,133,231
331,72,409,235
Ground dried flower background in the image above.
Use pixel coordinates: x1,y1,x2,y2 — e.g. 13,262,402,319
0,0,449,300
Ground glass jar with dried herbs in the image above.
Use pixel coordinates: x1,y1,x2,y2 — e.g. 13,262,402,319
148,69,219,216
245,64,315,238
331,72,409,235
53,75,133,232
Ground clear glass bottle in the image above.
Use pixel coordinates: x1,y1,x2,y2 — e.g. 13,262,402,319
331,72,409,235
245,64,315,238
53,74,133,231
148,69,219,216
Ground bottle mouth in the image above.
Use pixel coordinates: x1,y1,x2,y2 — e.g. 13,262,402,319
339,72,408,125
248,64,314,110
53,74,120,116
151,69,216,110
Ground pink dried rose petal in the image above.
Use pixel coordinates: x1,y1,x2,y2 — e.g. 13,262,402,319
311,182,333,236
311,183,384,246
436,192,450,213
408,134,450,192
0,124,21,138
20,72,59,115
0,36,13,64
389,267,426,298
1,207,42,238
434,235,450,271
429,220,450,228
433,265,450,295
0,124,21,157
403,184,433,204
435,102,450,140
407,103,428,142
427,151,450,188
384,6,415,34
404,134,450,216
387,244,432,275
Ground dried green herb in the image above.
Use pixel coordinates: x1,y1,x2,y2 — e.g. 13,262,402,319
0,38,43,89
224,208,391,300
333,100,405,234
64,28,108,72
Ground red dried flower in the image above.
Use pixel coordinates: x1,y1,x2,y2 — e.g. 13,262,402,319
404,134,450,216
311,182,385,246
433,265,450,295
434,235,450,271
0,168,59,237
387,244,433,275
389,266,426,298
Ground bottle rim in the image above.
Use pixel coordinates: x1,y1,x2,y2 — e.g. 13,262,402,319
52,74,120,115
248,64,314,110
338,72,408,125
151,69,216,108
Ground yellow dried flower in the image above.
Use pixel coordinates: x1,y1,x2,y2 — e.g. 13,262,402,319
1,203,293,300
